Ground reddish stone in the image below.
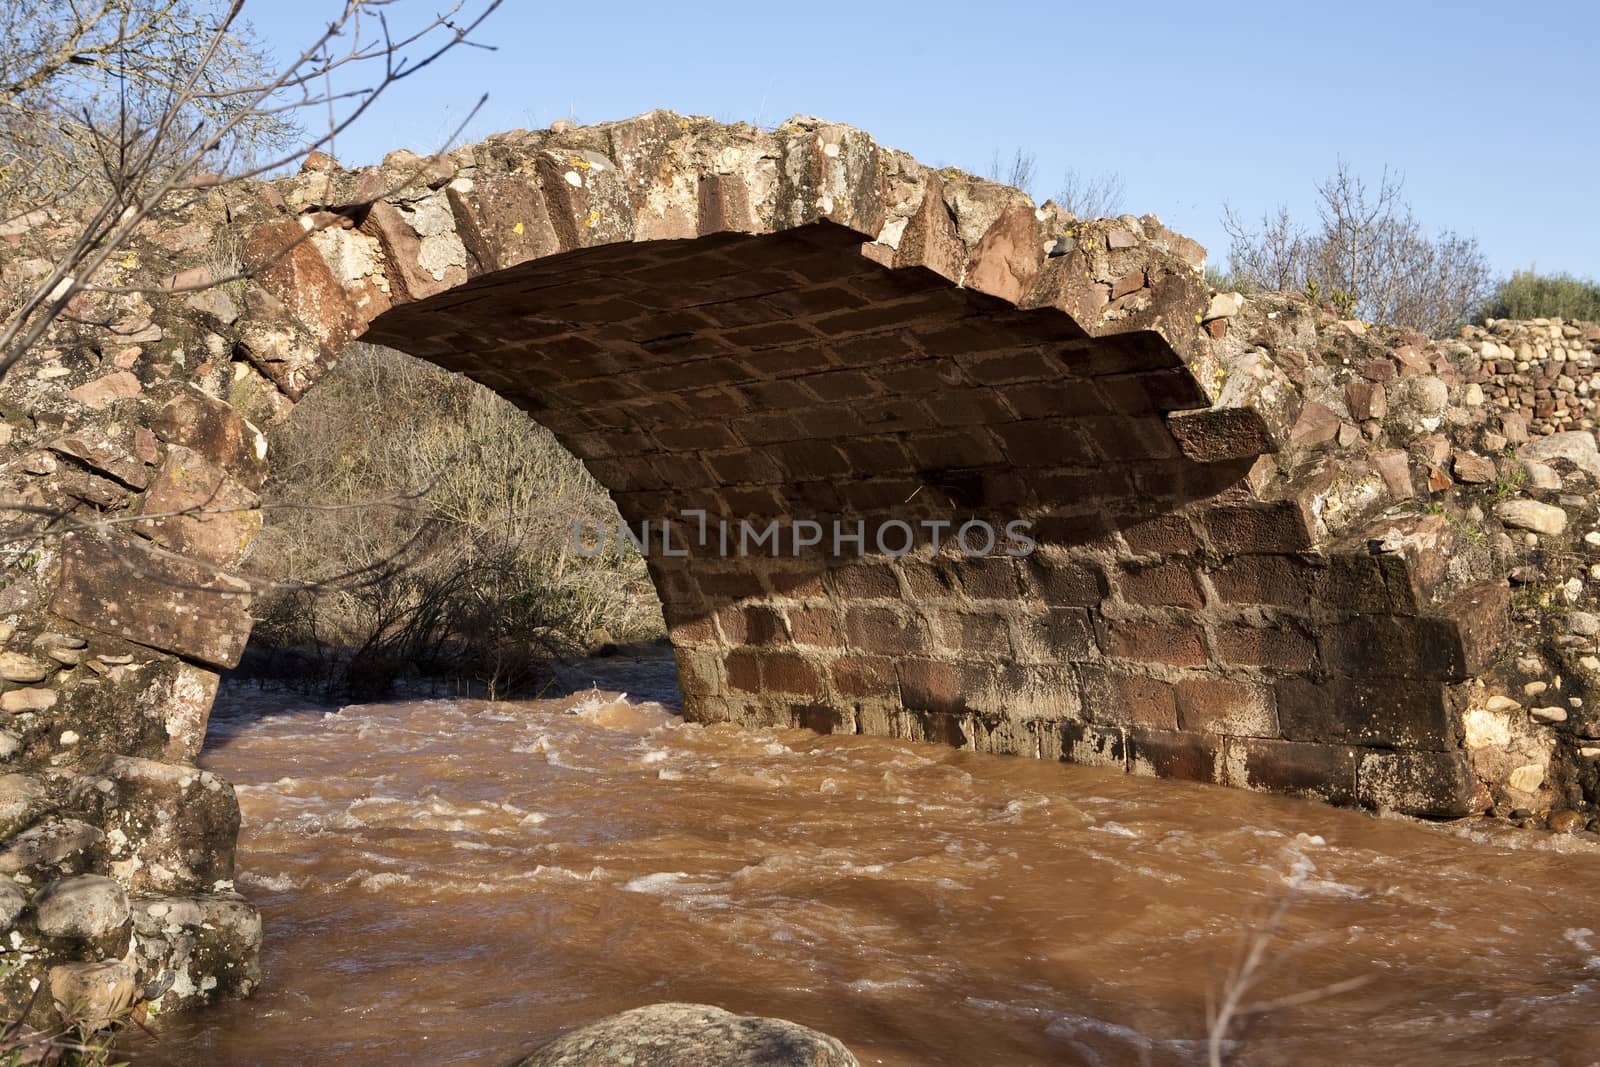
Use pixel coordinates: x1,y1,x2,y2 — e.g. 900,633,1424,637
844,607,929,656
965,205,1045,304
1126,727,1220,782
897,659,969,715
1024,555,1107,606
725,651,762,692
829,655,896,698
1200,503,1314,554
1079,667,1179,729
1372,449,1414,499
762,653,821,695
1344,381,1387,421
1208,554,1319,609
1213,625,1315,671
892,175,966,282
718,605,784,646
786,607,841,648
1117,560,1204,609
1105,621,1207,668
1175,678,1278,736
1121,514,1199,556
1452,451,1496,484
241,218,363,347
135,446,260,568
67,371,142,411
1288,401,1341,447
1024,608,1098,660
47,431,150,490
50,534,252,669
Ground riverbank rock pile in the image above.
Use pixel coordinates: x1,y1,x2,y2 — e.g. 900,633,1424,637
1204,294,1600,827
1,108,1598,1030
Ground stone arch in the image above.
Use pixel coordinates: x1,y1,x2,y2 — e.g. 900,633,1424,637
0,111,1514,1019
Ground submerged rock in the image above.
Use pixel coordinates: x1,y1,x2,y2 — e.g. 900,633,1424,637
517,1003,859,1067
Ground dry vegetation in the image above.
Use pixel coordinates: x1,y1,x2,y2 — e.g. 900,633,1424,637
244,345,662,699
1219,162,1491,334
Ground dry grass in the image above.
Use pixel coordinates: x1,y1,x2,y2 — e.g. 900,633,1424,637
244,344,662,698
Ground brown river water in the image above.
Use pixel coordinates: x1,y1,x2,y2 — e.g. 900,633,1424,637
127,650,1600,1066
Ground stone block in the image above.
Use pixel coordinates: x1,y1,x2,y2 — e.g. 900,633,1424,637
1175,678,1279,736
1106,621,1207,668
50,534,252,670
1200,502,1315,554
1213,624,1316,671
1208,554,1319,609
1127,727,1222,782
1117,560,1204,608
1275,676,1456,749
1356,750,1488,817
843,607,929,656
1221,737,1358,804
135,445,261,568
1058,721,1126,769
72,757,240,894
1079,666,1178,729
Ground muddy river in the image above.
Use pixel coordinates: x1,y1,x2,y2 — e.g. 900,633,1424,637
130,652,1600,1065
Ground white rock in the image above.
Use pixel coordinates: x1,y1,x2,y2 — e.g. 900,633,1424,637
1523,460,1563,490
1531,706,1568,722
0,653,49,684
1204,292,1245,321
1508,764,1545,793
1463,708,1512,749
0,688,55,714
1520,430,1600,481
1495,499,1568,535
1408,376,1450,416
33,875,129,939
0,881,26,931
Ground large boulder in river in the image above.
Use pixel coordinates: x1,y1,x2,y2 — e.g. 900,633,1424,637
517,1003,858,1067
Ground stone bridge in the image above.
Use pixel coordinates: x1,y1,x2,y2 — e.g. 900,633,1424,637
5,109,1590,1023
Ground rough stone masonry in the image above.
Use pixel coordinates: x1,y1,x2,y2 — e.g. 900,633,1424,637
0,109,1597,1026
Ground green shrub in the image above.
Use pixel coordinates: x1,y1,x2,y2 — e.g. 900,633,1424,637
1479,270,1600,323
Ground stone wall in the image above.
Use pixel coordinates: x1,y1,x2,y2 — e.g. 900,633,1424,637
1463,318,1600,435
0,109,1595,1025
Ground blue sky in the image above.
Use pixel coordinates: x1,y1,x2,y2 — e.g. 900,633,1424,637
247,0,1598,280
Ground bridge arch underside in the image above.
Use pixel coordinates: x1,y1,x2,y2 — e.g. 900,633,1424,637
363,221,1490,819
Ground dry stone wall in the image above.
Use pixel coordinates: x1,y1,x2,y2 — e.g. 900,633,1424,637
0,108,1596,1025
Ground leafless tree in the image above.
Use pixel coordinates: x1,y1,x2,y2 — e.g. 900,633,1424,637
987,146,1037,196
1220,160,1491,333
0,0,502,385
1221,204,1315,293
0,1,297,216
1054,166,1126,220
